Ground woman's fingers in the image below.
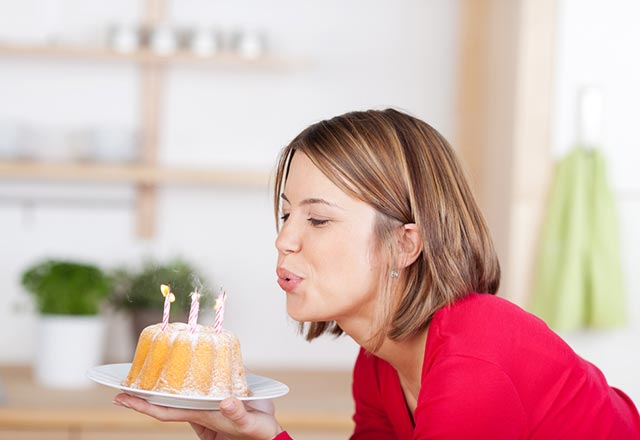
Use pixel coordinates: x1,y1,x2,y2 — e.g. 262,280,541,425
113,392,202,423
113,393,282,439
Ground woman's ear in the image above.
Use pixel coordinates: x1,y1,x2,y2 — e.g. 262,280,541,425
397,223,423,269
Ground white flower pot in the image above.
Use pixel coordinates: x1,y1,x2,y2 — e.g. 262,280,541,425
34,315,106,389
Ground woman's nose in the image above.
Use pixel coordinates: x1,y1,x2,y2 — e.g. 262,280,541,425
275,221,301,254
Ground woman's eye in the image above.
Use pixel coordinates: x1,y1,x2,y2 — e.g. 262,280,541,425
307,218,329,227
280,213,290,222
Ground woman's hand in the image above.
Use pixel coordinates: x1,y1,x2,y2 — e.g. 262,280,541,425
113,393,283,440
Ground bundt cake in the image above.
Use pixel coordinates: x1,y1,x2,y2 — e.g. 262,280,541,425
122,322,249,397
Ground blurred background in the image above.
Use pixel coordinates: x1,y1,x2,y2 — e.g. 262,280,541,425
0,0,638,437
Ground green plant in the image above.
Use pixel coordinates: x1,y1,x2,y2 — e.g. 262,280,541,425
110,258,209,314
21,259,112,315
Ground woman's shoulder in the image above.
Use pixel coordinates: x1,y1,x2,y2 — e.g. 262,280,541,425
434,292,549,335
427,292,571,366
442,291,526,312
424,296,640,439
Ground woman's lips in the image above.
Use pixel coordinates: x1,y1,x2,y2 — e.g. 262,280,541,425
277,268,303,292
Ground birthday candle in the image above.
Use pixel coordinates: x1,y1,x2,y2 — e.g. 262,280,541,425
161,284,176,331
214,289,226,334
188,289,200,333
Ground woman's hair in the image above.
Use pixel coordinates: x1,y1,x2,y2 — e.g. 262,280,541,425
273,108,500,349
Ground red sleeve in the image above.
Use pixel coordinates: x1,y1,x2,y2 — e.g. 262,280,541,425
350,348,396,439
273,432,293,440
414,355,527,440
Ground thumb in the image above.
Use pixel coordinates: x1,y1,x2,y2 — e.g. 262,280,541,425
219,398,252,430
218,397,283,439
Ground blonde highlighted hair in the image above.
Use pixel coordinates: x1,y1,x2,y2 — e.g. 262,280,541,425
273,109,500,349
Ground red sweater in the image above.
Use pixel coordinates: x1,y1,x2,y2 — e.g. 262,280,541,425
275,293,640,439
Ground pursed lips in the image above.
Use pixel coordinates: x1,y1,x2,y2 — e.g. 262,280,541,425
276,267,303,292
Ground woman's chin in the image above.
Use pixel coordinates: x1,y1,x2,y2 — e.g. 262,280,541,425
287,309,312,322
286,306,329,323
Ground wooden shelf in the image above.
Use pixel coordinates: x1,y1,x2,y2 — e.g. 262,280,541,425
0,44,306,69
0,2,302,238
0,161,270,187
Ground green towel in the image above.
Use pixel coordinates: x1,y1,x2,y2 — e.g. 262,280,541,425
531,148,626,330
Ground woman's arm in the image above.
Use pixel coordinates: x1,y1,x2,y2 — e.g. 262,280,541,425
114,393,286,440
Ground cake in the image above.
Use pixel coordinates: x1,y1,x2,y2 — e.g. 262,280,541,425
122,322,249,397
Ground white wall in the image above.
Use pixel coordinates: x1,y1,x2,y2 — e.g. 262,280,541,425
0,0,460,369
551,0,640,402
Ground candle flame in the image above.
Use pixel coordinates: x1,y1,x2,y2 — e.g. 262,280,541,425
161,284,175,302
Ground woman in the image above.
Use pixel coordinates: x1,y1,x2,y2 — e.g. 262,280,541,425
115,109,640,439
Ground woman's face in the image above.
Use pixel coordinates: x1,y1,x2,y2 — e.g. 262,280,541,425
275,152,382,324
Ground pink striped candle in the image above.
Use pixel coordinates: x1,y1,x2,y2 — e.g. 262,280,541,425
160,284,175,331
188,290,200,333
214,289,226,334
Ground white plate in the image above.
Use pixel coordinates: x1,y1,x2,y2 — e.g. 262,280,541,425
87,363,289,410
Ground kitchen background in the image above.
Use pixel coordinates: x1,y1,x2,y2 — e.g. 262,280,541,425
0,0,638,403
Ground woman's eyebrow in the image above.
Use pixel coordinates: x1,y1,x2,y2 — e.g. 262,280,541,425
280,194,344,210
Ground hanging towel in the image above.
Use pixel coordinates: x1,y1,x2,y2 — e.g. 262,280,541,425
531,148,625,331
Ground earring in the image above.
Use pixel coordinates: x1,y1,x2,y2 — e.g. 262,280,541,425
390,270,399,278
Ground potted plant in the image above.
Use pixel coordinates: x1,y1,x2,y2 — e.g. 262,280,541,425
21,259,112,388
110,258,209,341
